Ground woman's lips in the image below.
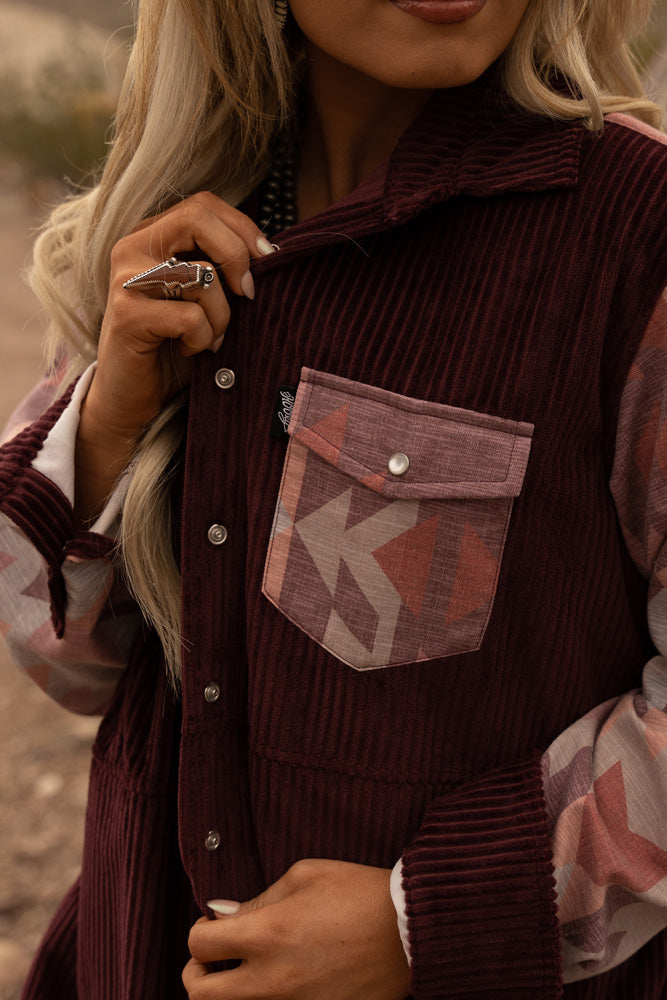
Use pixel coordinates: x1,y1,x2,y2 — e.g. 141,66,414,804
388,0,487,23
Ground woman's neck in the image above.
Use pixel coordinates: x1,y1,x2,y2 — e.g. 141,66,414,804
297,44,432,220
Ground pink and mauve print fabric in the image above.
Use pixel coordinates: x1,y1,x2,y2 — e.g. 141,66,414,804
263,368,533,670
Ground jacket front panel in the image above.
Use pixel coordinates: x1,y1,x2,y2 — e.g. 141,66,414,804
13,87,667,999
178,105,665,922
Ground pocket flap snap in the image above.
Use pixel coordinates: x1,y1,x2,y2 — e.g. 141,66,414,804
289,368,533,501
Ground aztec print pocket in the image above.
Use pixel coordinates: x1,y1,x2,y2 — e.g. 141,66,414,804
262,368,533,671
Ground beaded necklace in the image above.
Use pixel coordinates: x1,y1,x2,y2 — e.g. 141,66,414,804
257,140,298,240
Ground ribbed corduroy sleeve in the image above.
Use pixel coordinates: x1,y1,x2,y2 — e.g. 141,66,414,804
402,754,561,999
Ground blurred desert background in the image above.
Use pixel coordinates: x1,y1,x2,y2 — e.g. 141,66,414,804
0,2,129,995
0,2,666,997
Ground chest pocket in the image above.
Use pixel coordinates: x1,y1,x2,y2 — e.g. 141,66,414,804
262,368,533,670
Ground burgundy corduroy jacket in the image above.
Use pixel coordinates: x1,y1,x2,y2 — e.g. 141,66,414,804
5,79,667,998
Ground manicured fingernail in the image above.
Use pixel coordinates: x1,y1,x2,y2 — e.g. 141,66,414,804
207,899,240,916
256,235,276,256
212,335,224,353
241,270,255,300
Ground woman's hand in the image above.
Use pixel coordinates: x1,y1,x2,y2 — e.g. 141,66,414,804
183,859,411,999
75,191,273,523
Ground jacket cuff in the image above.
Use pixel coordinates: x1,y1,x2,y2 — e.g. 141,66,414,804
0,375,117,636
402,754,562,999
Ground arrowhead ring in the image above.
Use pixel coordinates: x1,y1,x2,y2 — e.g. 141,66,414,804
123,257,215,299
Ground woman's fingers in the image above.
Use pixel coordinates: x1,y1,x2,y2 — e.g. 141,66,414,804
183,861,410,1000
182,959,263,1000
117,261,232,348
92,190,269,443
188,914,252,966
73,190,268,523
140,300,221,357
131,190,267,250
129,190,274,293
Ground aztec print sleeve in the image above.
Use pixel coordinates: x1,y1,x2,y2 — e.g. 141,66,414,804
0,367,138,714
542,285,667,982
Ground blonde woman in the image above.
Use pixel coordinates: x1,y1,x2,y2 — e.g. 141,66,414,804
1,0,667,996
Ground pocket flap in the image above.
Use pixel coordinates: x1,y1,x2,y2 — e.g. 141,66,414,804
289,368,534,501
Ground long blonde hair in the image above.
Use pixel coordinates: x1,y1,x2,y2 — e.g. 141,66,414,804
29,0,663,685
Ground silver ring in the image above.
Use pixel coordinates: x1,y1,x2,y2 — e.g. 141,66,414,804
123,257,215,298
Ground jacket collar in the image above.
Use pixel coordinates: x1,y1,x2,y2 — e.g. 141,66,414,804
383,69,584,223
256,67,585,261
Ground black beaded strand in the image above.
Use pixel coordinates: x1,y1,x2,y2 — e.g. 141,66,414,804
257,142,297,241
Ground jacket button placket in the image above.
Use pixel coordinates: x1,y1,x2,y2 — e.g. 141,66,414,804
186,310,265,903
191,346,241,895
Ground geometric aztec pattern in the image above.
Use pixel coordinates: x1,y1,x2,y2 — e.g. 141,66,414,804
543,287,667,982
263,370,533,670
0,369,139,716
264,441,513,669
0,370,136,715
0,512,136,714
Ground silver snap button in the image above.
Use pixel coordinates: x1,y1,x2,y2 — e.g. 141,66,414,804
388,452,410,476
205,829,221,851
207,524,228,546
215,368,235,390
204,682,220,704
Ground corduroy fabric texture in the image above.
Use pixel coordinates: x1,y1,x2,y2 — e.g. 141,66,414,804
20,880,79,999
6,77,667,998
403,756,560,998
